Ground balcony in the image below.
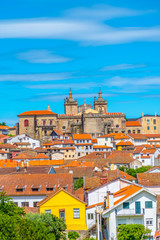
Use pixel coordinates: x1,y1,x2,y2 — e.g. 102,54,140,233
116,208,144,216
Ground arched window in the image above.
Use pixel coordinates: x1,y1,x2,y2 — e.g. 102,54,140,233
24,119,29,127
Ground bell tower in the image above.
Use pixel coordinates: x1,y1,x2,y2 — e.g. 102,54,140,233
64,89,77,115
94,88,107,114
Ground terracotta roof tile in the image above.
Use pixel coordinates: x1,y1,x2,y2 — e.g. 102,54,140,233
126,121,141,127
33,153,50,159
18,110,56,116
128,134,147,140
137,172,160,186
116,141,134,146
53,129,63,135
93,145,112,149
72,134,92,140
13,153,33,160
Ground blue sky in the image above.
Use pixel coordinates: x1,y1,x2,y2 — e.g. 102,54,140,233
0,0,160,125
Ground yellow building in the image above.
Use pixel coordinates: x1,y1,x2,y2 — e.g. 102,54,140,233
38,188,87,231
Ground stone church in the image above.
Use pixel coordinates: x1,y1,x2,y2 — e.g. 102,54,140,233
18,89,126,140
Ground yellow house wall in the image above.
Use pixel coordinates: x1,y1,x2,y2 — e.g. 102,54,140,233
40,190,87,230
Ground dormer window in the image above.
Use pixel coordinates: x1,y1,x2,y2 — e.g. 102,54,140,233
46,185,55,191
16,185,25,192
31,185,41,192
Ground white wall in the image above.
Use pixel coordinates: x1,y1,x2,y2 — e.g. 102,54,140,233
7,134,40,149
11,195,46,207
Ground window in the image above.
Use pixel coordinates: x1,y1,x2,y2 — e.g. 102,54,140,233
154,126,156,130
59,209,65,219
33,202,38,207
116,125,119,128
133,130,135,134
147,126,150,130
145,201,152,208
62,126,66,130
44,130,47,136
50,120,52,126
128,130,131,133
137,130,141,133
45,209,51,214
153,119,156,124
147,119,150,124
21,202,29,207
78,153,80,157
146,218,153,226
73,208,80,219
14,202,18,206
123,202,129,209
88,213,94,220
24,119,29,127
43,120,46,126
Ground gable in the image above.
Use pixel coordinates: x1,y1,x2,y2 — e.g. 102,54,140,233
40,190,85,208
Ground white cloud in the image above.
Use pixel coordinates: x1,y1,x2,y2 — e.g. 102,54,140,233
26,82,98,89
101,63,146,71
0,72,73,82
0,5,159,45
17,50,72,63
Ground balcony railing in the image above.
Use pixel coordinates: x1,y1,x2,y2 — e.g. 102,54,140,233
116,208,144,216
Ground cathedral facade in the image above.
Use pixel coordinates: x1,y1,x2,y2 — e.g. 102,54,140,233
18,89,126,140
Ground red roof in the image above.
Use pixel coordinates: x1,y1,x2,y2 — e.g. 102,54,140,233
18,110,56,116
33,153,49,159
93,145,112,149
13,153,33,160
126,121,141,127
116,141,134,146
72,134,91,140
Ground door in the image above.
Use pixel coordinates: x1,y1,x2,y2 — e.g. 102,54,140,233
135,201,141,214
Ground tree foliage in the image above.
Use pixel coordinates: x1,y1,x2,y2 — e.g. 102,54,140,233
117,224,151,240
74,178,83,190
0,122,6,126
26,213,66,240
0,192,66,240
119,166,151,178
68,231,80,240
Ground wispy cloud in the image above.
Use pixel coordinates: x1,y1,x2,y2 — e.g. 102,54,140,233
0,72,73,82
17,50,72,63
101,63,146,71
0,5,159,45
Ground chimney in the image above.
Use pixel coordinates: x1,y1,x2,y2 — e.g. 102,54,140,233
106,191,114,208
142,112,144,117
155,112,157,117
100,176,108,185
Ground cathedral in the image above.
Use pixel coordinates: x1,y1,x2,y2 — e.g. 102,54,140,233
18,89,126,140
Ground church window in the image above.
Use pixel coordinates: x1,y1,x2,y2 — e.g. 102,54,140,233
128,130,131,133
50,120,52,126
137,130,140,133
24,119,29,127
43,120,46,126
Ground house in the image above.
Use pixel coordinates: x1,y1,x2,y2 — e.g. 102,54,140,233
97,133,130,149
116,141,134,151
145,134,160,145
127,134,147,146
0,125,10,135
102,185,157,240
13,142,31,149
0,143,17,153
72,134,93,158
38,188,87,231
137,148,159,166
0,173,73,207
93,145,112,152
0,150,12,159
6,134,40,149
0,134,10,143
33,153,50,160
13,153,33,162
125,120,142,134
50,129,64,140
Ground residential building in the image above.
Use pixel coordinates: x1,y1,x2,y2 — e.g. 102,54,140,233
38,188,87,230
0,150,12,159
136,148,159,166
127,133,147,146
0,173,73,207
98,133,130,149
137,113,160,134
73,134,93,158
125,120,142,134
102,185,157,240
93,145,112,152
6,134,40,149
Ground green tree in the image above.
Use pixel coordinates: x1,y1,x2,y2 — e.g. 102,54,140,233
26,213,66,240
0,122,6,126
117,224,151,240
74,178,83,190
119,166,151,178
0,191,25,217
68,231,80,240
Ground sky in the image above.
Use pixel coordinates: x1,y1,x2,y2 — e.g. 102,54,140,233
0,0,160,125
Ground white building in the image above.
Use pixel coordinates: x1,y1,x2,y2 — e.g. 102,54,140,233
6,134,40,149
102,186,157,240
127,133,147,146
72,134,93,158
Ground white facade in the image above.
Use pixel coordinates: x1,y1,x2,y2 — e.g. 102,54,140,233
102,189,157,240
135,150,159,166
11,195,46,207
97,137,115,149
6,134,40,149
